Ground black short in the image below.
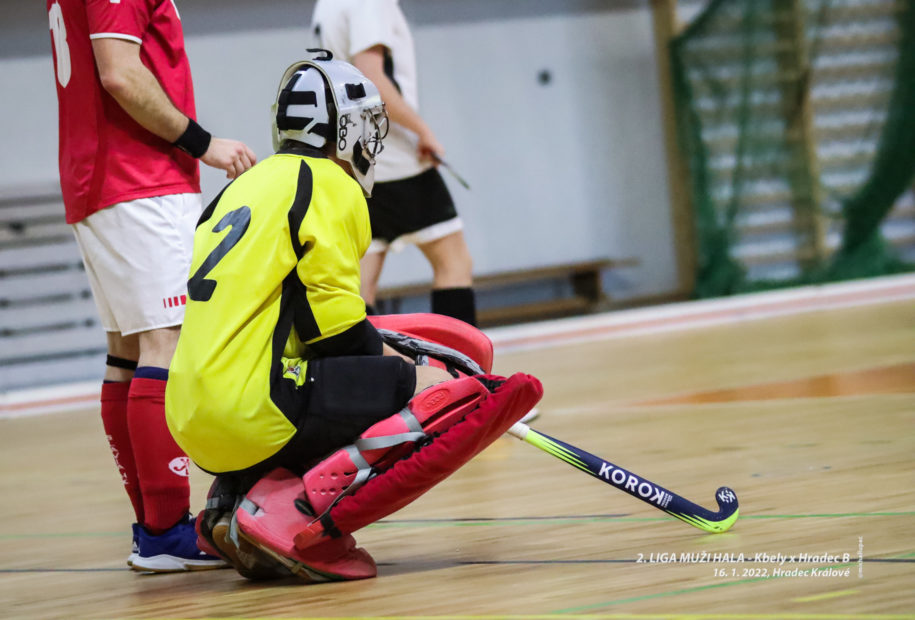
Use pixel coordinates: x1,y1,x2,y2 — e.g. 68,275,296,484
367,167,457,242
265,356,416,473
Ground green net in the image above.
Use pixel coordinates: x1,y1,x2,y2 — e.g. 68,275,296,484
671,0,915,298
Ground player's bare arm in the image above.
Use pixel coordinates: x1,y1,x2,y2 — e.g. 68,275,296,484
381,342,413,362
381,342,452,394
92,37,188,140
352,45,444,162
201,137,257,179
92,37,255,179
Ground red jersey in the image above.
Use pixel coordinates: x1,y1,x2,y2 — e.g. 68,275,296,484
48,0,200,223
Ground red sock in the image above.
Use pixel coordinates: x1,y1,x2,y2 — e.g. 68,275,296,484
100,382,144,523
127,375,190,534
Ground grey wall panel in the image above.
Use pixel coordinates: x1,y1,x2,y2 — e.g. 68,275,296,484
1,2,678,391
5,2,675,298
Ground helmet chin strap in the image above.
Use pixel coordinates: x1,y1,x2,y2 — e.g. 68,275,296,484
351,141,371,175
327,153,352,172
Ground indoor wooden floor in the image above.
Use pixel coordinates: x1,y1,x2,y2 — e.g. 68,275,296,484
1,297,913,619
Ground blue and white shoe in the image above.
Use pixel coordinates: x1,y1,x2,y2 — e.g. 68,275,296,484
131,514,227,573
126,523,140,567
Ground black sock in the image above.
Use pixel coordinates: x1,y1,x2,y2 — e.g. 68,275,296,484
431,287,477,326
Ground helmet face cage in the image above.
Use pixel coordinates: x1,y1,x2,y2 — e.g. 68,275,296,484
273,54,388,195
360,106,389,160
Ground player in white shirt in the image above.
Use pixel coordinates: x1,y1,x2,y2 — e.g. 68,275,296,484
311,0,477,326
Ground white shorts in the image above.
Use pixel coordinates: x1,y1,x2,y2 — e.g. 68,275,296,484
366,217,464,255
72,193,202,336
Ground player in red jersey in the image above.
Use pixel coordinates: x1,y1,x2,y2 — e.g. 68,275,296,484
47,0,256,572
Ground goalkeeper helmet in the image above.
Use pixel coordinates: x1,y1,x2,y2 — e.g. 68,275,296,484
272,49,388,195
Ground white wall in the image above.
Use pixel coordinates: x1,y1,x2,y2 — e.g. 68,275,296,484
2,1,677,299
1,54,59,191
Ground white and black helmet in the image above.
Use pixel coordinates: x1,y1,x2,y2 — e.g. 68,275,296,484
272,50,388,195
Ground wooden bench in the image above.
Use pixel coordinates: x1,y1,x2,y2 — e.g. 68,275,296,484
375,257,639,328
0,184,637,387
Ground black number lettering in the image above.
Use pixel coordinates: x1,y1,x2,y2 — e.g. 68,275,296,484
188,206,251,301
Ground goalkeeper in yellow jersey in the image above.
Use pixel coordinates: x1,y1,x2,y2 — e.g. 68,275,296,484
166,51,451,477
164,51,542,583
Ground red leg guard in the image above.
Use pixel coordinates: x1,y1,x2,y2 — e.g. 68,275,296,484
234,377,493,580
293,373,543,550
369,313,493,373
303,375,490,515
194,514,222,558
234,469,376,582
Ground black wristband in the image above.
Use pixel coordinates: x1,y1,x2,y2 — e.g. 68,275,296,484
173,118,212,158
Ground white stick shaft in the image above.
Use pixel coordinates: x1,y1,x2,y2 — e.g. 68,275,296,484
508,421,530,440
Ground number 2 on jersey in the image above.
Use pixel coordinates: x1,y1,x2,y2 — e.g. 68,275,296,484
188,206,251,302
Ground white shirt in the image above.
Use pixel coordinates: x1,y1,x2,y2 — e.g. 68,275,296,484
311,0,430,182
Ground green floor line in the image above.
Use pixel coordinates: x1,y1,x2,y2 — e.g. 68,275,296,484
234,616,915,620
102,616,911,620
2,511,912,540
0,531,126,540
739,512,915,519
370,512,915,528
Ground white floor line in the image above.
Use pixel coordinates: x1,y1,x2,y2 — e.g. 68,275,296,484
3,273,914,419
485,272,915,354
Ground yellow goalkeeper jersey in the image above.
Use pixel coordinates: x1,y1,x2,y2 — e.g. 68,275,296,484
166,152,372,473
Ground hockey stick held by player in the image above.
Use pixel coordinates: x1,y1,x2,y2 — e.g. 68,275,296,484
164,52,543,582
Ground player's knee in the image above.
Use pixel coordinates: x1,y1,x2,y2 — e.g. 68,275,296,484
106,332,140,360
137,325,181,366
451,248,473,278
431,260,472,289
424,235,472,278
441,236,472,269
413,365,454,395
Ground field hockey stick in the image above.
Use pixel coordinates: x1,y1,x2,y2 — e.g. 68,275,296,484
431,153,471,190
507,422,739,534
